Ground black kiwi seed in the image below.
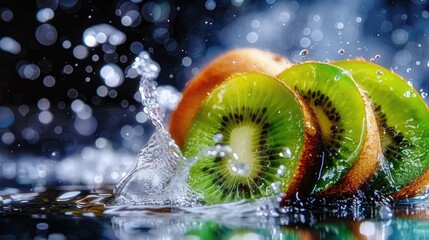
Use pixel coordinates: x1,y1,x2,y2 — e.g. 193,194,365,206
374,104,411,162
279,62,379,196
297,87,345,157
209,107,274,198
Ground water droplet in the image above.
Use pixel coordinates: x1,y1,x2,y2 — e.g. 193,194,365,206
426,61,429,67
337,48,345,55
279,147,292,158
406,68,412,73
57,191,81,201
230,158,250,176
270,181,281,194
378,205,393,220
299,49,309,56
374,54,381,60
276,164,286,176
376,69,383,75
213,133,223,143
334,72,342,81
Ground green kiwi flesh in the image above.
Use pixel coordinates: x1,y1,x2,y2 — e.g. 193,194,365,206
334,60,429,197
278,62,369,194
183,73,317,204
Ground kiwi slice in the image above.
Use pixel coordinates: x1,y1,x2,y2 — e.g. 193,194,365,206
277,62,381,196
170,48,290,148
183,73,321,204
334,60,429,199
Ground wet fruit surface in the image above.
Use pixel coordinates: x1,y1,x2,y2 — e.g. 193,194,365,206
183,73,321,204
278,62,380,196
335,60,429,198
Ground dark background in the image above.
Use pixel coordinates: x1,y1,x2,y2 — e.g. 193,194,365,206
1,0,428,157
1,0,428,105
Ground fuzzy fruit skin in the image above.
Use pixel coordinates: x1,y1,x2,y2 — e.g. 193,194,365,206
281,91,323,202
318,87,382,197
169,48,291,148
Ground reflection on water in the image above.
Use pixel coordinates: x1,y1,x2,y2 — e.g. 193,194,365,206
1,186,429,239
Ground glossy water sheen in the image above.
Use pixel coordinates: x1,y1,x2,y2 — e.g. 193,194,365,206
1,186,429,239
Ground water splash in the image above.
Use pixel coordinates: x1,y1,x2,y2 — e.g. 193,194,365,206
166,140,252,206
114,51,183,204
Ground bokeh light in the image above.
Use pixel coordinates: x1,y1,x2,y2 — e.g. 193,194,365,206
35,23,58,46
36,8,55,22
0,106,14,128
0,37,21,55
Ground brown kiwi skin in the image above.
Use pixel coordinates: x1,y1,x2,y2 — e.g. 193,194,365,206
392,167,429,200
280,85,323,203
318,87,382,197
169,48,291,148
